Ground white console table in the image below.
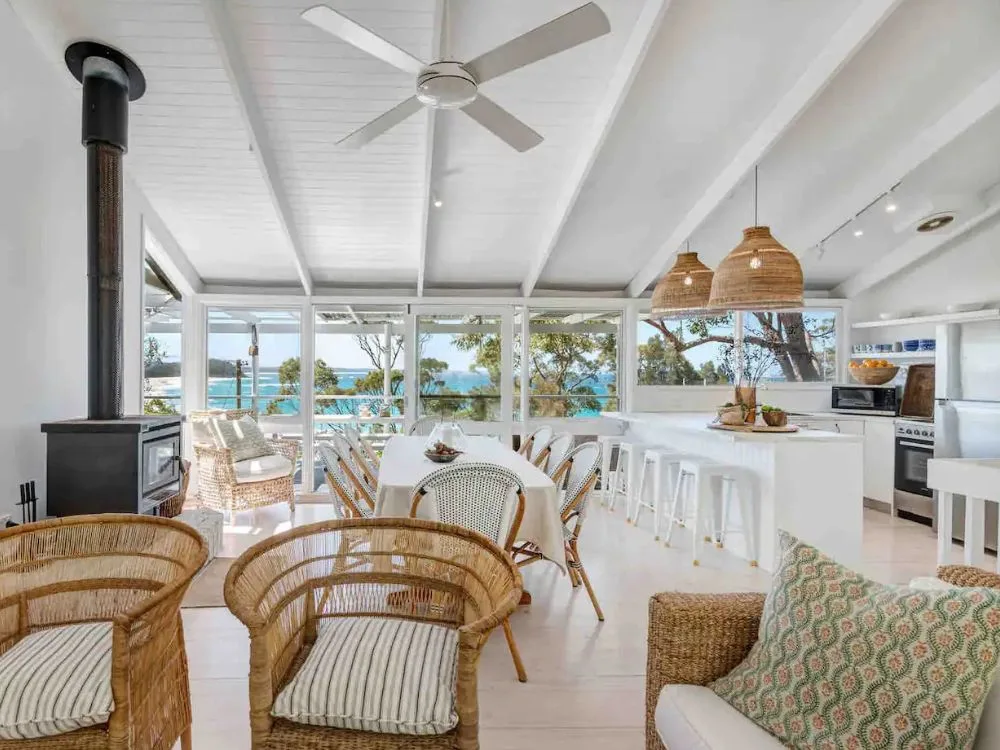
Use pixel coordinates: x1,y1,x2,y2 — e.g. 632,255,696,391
927,457,1000,572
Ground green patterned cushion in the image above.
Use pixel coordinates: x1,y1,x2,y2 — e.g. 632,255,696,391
711,531,1000,749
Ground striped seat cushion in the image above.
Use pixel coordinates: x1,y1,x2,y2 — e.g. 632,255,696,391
272,617,459,735
0,622,113,739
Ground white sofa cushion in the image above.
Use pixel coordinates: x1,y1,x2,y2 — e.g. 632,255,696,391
234,453,292,484
656,685,784,750
272,616,458,735
0,622,113,739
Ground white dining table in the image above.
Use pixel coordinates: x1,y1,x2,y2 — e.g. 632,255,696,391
375,435,566,572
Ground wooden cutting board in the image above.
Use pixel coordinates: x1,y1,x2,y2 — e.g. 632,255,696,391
707,423,800,433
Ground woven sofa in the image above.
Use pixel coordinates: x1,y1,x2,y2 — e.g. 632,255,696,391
190,409,299,520
646,565,1000,750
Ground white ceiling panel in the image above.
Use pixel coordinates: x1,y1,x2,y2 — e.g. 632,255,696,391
11,0,303,286
537,0,865,289
423,0,647,287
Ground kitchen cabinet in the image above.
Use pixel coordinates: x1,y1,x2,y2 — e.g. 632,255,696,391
863,418,896,509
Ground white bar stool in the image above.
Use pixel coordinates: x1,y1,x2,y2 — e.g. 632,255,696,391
662,456,717,550
631,448,688,540
608,441,648,514
664,459,759,567
597,435,625,507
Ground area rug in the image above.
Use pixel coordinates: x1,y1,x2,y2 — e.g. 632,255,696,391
182,557,236,609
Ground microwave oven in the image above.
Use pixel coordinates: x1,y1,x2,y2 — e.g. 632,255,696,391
830,384,901,416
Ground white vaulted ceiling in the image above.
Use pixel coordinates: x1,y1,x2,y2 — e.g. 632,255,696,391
9,0,1000,297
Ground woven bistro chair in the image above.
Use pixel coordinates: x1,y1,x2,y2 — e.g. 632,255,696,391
344,424,381,469
533,432,573,475
514,442,604,621
331,431,377,489
317,442,376,519
224,518,522,750
643,564,1000,750
411,463,528,683
517,426,553,463
0,515,207,750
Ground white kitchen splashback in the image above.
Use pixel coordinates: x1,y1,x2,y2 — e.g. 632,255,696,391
633,386,832,414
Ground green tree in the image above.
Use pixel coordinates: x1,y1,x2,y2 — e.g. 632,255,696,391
266,357,339,415
143,335,178,415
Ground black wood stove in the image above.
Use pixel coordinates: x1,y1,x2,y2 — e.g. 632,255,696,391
41,42,182,517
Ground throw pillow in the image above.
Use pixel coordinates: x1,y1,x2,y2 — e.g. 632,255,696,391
209,416,272,462
711,531,1000,750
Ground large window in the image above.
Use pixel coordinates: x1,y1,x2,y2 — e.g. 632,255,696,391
417,313,503,422
314,306,405,437
636,308,839,386
637,314,736,386
143,256,182,415
205,308,301,415
742,310,838,383
524,309,619,417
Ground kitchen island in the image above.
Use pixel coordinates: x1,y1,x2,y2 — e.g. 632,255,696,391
603,412,864,571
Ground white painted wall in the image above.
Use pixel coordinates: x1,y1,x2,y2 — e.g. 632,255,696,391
849,213,1000,344
0,7,148,517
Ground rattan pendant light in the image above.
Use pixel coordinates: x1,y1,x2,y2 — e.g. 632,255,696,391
708,166,803,310
650,241,714,318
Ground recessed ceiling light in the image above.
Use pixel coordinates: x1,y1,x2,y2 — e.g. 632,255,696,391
885,202,897,213
433,198,443,208
853,229,864,237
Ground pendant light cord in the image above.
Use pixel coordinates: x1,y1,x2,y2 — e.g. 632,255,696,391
753,165,758,226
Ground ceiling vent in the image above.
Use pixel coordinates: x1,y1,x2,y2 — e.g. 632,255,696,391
892,192,983,236
916,213,956,233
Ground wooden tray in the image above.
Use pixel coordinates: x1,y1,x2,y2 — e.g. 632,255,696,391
707,423,800,433
901,363,935,420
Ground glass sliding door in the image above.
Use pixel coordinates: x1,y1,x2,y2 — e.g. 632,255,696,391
142,256,183,415
313,304,406,456
415,309,512,437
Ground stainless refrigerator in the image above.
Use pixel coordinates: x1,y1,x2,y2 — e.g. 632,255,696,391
935,320,1000,552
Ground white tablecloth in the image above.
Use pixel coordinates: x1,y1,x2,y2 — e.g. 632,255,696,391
375,436,565,571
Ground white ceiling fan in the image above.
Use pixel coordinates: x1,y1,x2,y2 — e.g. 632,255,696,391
300,2,611,152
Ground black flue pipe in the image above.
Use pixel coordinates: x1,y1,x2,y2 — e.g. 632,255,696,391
65,42,145,420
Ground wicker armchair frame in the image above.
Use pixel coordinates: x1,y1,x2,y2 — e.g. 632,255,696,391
193,438,298,520
0,515,207,750
224,518,522,750
644,564,999,750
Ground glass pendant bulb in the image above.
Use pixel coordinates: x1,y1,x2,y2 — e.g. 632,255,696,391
684,274,693,286
749,249,763,270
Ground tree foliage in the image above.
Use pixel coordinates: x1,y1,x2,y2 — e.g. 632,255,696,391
143,335,178,415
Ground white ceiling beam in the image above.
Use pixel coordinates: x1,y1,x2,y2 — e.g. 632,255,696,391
202,0,314,296
626,0,903,298
344,305,364,325
417,0,446,296
521,0,672,297
835,186,1000,299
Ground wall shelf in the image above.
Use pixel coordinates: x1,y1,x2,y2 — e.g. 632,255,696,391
849,351,935,361
851,309,1000,329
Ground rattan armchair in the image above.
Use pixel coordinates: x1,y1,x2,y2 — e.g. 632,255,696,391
224,517,523,750
191,410,299,521
0,515,207,750
643,564,998,750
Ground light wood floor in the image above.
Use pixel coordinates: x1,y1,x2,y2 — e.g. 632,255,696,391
178,498,954,749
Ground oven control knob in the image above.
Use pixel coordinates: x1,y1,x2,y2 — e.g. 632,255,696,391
906,428,913,435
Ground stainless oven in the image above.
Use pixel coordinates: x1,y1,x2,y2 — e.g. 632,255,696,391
831,384,901,416
893,419,934,521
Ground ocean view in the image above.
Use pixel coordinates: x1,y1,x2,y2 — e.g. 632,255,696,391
147,368,615,416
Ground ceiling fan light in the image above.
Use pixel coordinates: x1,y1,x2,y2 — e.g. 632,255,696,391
416,63,479,109
707,226,803,311
650,252,714,319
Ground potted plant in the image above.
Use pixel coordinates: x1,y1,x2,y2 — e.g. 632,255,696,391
718,342,779,424
760,404,788,427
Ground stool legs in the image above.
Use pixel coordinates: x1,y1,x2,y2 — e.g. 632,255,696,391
662,471,688,548
738,477,759,567
651,458,664,540
608,450,626,513
625,451,644,524
599,444,613,507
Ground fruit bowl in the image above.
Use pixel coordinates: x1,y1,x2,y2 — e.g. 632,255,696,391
424,441,462,464
849,365,899,385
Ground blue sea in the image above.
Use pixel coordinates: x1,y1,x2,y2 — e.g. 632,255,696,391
149,368,615,417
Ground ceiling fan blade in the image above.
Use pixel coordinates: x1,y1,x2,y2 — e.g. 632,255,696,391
461,96,543,152
463,3,611,84
338,97,424,148
301,5,426,75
